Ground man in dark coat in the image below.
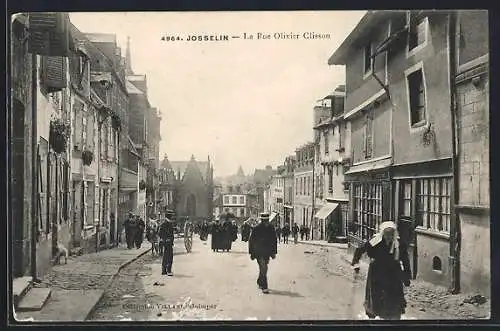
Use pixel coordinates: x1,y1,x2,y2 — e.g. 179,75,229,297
159,210,176,276
249,213,278,294
305,225,310,240
300,225,305,241
282,224,290,244
275,225,282,243
351,221,411,320
241,221,251,242
292,223,300,244
231,221,238,242
222,220,232,251
124,212,138,249
211,220,221,252
135,216,145,248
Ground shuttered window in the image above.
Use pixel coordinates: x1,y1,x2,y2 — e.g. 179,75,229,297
28,13,71,56
101,124,107,159
37,141,48,235
86,112,94,152
107,122,113,159
73,100,84,151
63,160,70,221
364,113,373,159
40,56,67,92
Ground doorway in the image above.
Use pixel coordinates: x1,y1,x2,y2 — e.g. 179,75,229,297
186,194,196,219
12,99,26,277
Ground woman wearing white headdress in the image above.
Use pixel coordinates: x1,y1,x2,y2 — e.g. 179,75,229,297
351,221,412,320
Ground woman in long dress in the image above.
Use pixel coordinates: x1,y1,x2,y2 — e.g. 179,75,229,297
351,221,411,320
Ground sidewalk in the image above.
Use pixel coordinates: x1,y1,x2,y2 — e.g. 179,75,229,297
14,244,151,322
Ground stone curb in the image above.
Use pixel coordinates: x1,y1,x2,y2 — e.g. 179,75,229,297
297,241,349,249
83,247,151,321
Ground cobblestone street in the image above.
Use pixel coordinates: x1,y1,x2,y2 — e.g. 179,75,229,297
88,237,490,321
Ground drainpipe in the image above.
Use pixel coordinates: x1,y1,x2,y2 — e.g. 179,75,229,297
30,52,39,281
116,129,121,247
448,12,461,294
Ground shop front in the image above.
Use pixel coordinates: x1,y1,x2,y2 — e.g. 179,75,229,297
344,163,392,249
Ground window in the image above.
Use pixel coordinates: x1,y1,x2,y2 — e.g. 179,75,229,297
239,196,245,204
232,196,237,204
240,208,245,217
295,178,298,195
338,124,344,150
363,113,373,159
407,69,426,126
350,183,383,241
401,181,412,217
364,41,373,74
408,16,427,52
307,176,311,196
224,196,229,205
328,166,333,193
228,186,233,193
324,131,329,155
416,177,451,233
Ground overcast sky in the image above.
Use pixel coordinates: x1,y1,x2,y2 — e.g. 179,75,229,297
69,11,365,177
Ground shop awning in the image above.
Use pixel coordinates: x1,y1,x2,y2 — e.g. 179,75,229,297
314,203,339,220
269,212,278,222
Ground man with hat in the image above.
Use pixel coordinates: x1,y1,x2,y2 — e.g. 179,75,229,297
248,212,278,294
124,212,138,249
159,209,176,276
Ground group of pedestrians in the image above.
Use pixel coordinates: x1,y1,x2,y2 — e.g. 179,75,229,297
275,223,304,244
123,212,146,249
210,218,238,252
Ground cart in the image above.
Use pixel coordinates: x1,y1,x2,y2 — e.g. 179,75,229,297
184,221,193,253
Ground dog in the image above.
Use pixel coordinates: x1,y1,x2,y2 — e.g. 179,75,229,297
55,243,68,265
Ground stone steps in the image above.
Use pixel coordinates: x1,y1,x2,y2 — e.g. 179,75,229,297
16,287,52,312
13,276,33,308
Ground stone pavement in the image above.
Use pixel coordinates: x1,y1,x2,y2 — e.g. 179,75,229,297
90,236,459,321
14,244,151,322
302,239,490,319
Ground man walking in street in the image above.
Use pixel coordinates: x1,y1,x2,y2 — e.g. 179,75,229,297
282,224,290,244
249,213,277,294
275,225,282,243
124,212,138,249
292,222,300,244
159,210,176,276
305,225,310,240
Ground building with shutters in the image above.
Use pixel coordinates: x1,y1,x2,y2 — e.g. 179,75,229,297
83,31,126,249
283,156,296,229
10,13,74,279
313,86,351,243
327,10,490,293
293,143,316,235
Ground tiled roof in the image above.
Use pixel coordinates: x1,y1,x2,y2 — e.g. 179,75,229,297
85,33,117,44
126,80,144,95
